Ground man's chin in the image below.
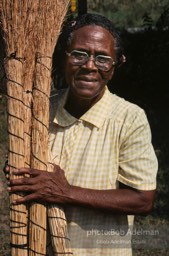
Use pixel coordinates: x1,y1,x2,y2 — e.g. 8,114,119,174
72,88,105,105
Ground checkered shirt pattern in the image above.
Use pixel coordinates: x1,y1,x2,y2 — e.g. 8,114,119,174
48,87,158,256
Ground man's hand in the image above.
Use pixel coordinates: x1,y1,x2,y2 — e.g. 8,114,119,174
6,164,156,215
8,165,71,205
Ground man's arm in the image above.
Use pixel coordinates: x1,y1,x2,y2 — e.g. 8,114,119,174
69,183,155,215
7,165,155,215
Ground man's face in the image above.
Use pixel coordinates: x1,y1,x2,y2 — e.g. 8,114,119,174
64,25,116,100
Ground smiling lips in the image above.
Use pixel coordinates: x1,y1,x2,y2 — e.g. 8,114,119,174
76,76,97,82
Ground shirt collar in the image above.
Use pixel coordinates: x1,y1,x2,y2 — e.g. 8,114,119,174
53,86,114,128
53,89,77,127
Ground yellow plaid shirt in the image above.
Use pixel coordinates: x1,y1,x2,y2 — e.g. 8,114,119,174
49,87,158,256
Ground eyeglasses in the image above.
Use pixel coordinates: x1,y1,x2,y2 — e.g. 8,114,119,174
66,50,116,71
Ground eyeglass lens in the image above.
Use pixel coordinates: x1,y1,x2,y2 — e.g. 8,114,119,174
68,50,115,71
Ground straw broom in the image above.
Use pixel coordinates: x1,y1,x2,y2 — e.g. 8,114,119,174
27,1,51,253
22,2,37,171
45,1,73,251
0,1,36,255
1,0,71,254
1,1,42,255
28,1,71,255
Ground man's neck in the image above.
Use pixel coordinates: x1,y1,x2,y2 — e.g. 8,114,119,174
64,89,105,119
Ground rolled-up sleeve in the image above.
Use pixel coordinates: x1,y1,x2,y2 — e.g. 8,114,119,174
117,109,158,190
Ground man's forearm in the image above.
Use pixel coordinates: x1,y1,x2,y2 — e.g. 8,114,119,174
7,167,155,214
68,185,155,215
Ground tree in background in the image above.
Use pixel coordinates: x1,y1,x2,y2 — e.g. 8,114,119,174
88,0,169,28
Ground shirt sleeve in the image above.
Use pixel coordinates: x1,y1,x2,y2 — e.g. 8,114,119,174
117,108,158,190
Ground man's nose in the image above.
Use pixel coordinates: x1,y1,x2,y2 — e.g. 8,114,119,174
83,55,97,70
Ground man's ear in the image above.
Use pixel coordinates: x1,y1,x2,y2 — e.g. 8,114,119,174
117,54,126,68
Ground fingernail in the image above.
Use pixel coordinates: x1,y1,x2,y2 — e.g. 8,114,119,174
12,201,16,205
7,187,11,191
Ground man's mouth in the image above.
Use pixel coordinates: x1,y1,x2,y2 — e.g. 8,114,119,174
76,76,97,82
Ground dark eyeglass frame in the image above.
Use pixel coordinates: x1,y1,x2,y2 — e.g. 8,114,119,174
66,50,116,71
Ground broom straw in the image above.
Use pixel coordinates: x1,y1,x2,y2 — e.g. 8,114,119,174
47,1,73,253
1,0,71,254
0,1,32,254
22,1,37,171
28,1,71,255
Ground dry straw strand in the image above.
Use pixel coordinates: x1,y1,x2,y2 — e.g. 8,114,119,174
0,0,29,255
1,0,71,255
22,1,38,170
46,2,73,255
28,1,71,255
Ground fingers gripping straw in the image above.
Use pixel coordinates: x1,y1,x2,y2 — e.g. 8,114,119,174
1,1,71,255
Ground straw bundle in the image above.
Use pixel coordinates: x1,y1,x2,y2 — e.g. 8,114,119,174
28,1,70,255
1,0,71,255
22,3,37,171
0,1,38,255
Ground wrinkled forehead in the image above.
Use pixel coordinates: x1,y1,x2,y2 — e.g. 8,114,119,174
67,25,116,49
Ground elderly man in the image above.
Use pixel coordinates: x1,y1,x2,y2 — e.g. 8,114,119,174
6,13,158,255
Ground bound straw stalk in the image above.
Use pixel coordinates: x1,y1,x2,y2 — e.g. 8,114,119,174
0,0,71,255
1,1,38,254
29,1,71,255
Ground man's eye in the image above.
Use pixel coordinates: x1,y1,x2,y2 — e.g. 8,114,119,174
97,56,110,63
72,52,86,60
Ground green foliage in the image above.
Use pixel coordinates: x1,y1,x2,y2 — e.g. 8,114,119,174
88,0,169,28
142,13,153,28
156,5,169,29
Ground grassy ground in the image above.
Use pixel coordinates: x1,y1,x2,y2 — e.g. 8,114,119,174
0,94,168,255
